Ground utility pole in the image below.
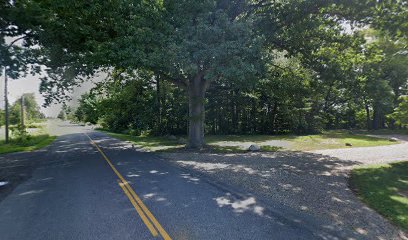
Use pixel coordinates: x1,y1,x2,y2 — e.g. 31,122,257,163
20,94,25,127
4,67,9,143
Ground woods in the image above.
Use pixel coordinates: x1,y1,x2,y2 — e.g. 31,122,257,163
1,0,407,148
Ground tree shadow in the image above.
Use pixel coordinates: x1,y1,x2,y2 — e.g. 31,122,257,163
3,130,403,239
93,132,405,239
350,161,408,231
162,150,406,239
0,133,93,202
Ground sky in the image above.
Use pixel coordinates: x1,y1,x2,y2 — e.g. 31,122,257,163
0,72,103,117
1,36,102,117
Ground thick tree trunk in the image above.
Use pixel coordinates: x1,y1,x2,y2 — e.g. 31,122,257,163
271,101,278,133
251,98,257,133
372,104,380,130
156,76,162,127
232,90,238,133
365,104,371,130
187,74,207,149
4,68,9,143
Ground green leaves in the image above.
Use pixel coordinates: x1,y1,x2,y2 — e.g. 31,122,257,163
2,0,407,139
390,96,408,126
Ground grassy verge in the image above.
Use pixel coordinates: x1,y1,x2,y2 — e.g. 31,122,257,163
103,131,183,151
354,129,408,135
205,134,291,143
0,134,56,154
289,131,397,151
206,131,397,151
350,161,408,231
101,130,398,153
103,131,283,153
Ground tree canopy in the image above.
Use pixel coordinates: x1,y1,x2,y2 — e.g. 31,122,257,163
1,0,407,147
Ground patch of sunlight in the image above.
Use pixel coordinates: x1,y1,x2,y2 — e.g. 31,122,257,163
331,196,345,203
279,183,303,192
231,165,257,174
390,195,408,204
19,190,44,196
387,186,399,192
177,161,230,171
38,177,54,181
0,181,9,187
127,174,140,177
177,161,258,174
149,145,185,151
300,206,308,211
149,170,168,175
208,141,249,148
355,227,368,235
143,193,157,199
214,195,265,216
398,179,408,184
180,173,200,182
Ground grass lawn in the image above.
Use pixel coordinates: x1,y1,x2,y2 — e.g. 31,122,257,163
354,129,408,135
289,131,397,151
350,161,408,231
103,132,183,151
0,134,56,154
103,131,284,153
102,130,398,152
207,130,397,151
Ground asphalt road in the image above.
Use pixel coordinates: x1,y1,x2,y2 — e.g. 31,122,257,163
0,124,360,239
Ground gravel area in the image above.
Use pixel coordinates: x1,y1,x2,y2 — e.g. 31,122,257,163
160,148,407,239
311,135,408,164
209,140,292,149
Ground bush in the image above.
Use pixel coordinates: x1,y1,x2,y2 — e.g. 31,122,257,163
10,125,31,143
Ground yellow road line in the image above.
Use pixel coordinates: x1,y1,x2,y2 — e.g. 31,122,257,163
117,180,158,237
84,133,172,240
121,179,172,240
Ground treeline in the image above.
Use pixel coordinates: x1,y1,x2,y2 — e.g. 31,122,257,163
0,93,44,127
4,0,406,146
72,31,408,136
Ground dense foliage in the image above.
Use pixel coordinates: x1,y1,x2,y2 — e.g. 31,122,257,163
9,93,44,125
74,29,408,135
2,0,408,147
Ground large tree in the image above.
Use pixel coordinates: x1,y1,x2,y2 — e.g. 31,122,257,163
4,0,406,148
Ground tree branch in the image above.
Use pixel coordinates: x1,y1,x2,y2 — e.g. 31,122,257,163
6,32,31,49
156,70,188,90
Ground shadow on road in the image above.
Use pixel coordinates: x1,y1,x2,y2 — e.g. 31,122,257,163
160,150,405,239
0,133,91,202
0,129,404,240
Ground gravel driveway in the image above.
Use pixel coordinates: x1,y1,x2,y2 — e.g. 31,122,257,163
161,137,408,239
311,135,408,164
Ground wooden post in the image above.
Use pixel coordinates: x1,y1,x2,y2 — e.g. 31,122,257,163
4,68,9,143
20,94,25,127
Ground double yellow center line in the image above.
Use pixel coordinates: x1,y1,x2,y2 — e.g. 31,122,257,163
85,133,171,240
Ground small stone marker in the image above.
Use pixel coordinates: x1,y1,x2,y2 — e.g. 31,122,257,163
345,143,352,146
178,137,187,144
248,144,261,151
389,137,398,142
